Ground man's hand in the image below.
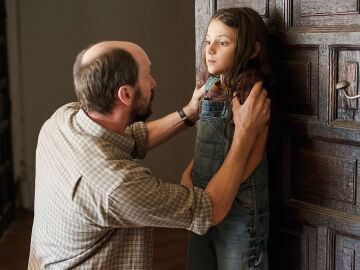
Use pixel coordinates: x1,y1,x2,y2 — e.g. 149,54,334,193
183,85,205,123
145,85,205,150
181,159,194,187
232,81,270,137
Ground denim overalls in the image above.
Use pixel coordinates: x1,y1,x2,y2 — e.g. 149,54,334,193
186,76,269,270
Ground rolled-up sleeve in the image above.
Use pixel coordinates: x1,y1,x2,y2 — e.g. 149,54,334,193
107,167,213,235
125,122,148,160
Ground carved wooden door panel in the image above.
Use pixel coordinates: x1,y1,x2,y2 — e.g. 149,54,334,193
195,0,360,269
0,0,15,237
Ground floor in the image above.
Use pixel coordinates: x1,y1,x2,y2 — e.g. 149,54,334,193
0,210,189,270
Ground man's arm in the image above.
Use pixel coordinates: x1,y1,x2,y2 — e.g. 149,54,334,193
111,83,269,233
107,161,213,235
206,127,258,224
206,82,270,225
241,126,268,181
181,126,268,187
180,128,260,225
146,86,205,150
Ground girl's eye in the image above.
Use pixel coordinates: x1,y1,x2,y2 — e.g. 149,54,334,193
220,41,227,46
205,40,210,45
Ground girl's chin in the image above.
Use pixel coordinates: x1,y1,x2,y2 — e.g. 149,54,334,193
207,70,221,76
207,68,218,74
207,67,223,75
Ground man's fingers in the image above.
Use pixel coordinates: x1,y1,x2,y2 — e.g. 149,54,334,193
245,81,263,103
264,97,271,108
257,88,268,106
197,84,205,92
195,85,205,99
263,98,271,123
232,94,241,112
264,97,271,110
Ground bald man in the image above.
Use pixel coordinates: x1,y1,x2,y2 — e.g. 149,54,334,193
28,41,270,269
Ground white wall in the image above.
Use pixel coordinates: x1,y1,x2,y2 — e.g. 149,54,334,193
6,0,197,209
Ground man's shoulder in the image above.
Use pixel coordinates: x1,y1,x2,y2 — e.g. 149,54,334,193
52,102,80,120
41,102,80,129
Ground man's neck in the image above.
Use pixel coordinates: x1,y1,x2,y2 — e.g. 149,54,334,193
87,110,129,134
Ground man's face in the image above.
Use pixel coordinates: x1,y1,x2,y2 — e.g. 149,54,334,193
130,86,154,123
130,50,156,123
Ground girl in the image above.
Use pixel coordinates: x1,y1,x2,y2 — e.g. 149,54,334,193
182,7,271,270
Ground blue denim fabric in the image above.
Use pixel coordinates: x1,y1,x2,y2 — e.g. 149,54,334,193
187,85,269,269
204,74,220,100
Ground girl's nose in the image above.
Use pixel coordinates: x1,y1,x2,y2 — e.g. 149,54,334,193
207,43,216,55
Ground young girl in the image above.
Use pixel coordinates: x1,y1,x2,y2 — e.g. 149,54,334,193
182,7,271,270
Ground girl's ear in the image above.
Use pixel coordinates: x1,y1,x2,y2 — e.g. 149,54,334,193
251,42,262,58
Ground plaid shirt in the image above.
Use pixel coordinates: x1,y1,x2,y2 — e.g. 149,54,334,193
28,102,212,269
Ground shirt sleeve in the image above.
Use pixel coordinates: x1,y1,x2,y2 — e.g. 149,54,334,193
107,164,213,235
125,121,148,160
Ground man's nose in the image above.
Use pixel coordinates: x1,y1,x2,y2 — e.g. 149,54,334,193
151,76,156,88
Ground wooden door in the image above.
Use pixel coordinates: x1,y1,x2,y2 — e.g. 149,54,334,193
195,0,360,269
0,0,15,237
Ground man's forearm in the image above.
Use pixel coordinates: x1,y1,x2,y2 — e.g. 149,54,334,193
146,105,197,150
205,83,270,225
205,128,256,225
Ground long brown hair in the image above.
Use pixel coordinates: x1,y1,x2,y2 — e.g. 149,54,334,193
198,7,271,134
199,7,271,100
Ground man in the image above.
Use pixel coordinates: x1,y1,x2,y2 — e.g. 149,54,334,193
28,41,270,269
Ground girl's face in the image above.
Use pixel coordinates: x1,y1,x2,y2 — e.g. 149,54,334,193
205,19,236,75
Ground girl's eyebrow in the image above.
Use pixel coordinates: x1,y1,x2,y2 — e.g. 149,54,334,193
206,34,231,38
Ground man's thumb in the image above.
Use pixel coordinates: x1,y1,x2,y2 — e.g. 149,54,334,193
232,94,241,111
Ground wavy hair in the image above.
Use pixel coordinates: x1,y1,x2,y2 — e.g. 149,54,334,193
198,7,272,134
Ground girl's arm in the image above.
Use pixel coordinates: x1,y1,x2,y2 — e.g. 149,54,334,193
181,159,194,187
241,126,268,181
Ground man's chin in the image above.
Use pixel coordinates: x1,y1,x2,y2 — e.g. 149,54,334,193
131,110,153,123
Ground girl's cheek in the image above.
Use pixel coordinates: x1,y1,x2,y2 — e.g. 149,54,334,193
224,59,234,71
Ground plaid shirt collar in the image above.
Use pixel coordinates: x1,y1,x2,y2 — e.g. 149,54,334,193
76,108,135,154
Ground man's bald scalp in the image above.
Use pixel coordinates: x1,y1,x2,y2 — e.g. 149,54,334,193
73,42,139,114
82,41,144,66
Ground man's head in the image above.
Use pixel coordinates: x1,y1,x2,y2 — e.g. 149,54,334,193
73,41,156,122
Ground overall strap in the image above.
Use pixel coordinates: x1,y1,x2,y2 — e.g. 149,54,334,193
204,74,220,100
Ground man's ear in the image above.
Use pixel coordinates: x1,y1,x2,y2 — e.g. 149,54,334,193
117,85,133,107
251,42,262,58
